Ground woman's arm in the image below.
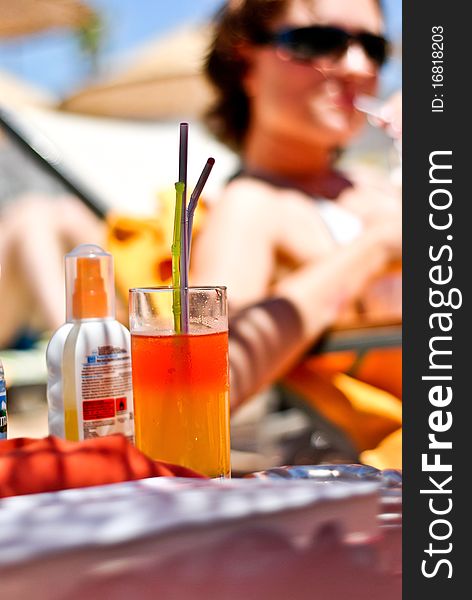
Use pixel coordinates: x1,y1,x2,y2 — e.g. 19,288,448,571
192,178,401,410
229,222,401,409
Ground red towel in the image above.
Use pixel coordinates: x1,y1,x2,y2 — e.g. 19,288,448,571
0,435,206,498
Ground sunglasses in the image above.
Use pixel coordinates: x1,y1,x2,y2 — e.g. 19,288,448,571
256,25,389,67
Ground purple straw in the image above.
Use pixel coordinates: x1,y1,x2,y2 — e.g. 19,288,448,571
178,122,189,333
187,157,215,259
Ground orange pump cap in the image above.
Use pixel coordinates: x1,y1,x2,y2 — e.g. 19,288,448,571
72,257,108,318
65,244,115,321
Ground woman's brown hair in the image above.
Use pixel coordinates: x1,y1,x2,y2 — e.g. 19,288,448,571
205,0,383,150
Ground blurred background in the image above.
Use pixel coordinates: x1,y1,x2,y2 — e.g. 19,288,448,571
0,0,401,97
0,0,401,213
0,0,402,441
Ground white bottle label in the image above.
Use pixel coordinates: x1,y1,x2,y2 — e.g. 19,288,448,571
79,344,134,442
47,322,74,438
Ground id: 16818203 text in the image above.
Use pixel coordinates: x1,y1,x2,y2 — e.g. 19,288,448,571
432,26,445,113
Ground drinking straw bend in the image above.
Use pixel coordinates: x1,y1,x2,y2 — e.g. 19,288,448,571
187,157,215,258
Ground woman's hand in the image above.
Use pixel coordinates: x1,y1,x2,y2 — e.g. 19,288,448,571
356,90,402,139
378,91,402,140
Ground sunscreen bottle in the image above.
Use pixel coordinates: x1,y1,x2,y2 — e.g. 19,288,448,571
48,244,134,441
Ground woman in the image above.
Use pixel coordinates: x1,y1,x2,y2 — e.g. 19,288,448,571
192,0,402,468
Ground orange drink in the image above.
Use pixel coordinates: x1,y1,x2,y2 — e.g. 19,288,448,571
129,287,230,478
132,331,229,477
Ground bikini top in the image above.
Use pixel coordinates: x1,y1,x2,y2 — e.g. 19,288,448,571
316,198,363,245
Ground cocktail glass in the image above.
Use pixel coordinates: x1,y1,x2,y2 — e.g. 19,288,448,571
129,286,230,478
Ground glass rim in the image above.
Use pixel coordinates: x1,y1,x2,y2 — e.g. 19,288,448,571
129,286,227,294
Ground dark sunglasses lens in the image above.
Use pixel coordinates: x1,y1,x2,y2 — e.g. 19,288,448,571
359,33,388,65
279,26,348,61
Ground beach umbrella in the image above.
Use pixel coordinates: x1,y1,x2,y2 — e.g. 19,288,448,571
0,0,94,38
59,25,216,120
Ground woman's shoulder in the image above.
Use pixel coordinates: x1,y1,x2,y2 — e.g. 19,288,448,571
216,175,289,213
225,174,287,195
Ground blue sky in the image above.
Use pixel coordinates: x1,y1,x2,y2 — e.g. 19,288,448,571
0,0,402,97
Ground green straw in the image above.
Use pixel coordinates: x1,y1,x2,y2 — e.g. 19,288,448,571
171,182,185,333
